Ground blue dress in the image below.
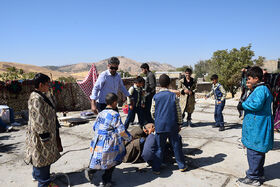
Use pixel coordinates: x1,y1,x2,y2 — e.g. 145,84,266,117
89,109,132,169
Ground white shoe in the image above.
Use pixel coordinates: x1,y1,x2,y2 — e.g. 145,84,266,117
6,126,13,132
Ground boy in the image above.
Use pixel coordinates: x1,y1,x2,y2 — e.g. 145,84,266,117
178,68,197,127
141,123,156,166
205,74,226,131
237,66,274,186
151,74,187,174
85,93,132,187
25,73,60,187
124,76,146,129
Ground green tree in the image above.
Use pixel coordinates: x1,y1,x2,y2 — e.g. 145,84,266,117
194,60,210,78
254,56,265,67
57,76,77,83
118,70,132,78
168,65,193,72
208,44,261,98
0,66,36,81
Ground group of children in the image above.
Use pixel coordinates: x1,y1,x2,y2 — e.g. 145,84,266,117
26,66,274,187
86,74,187,186
86,66,274,187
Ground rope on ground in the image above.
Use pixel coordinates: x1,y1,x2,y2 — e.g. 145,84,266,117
51,172,71,187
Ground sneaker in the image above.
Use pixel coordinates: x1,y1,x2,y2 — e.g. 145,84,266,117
99,181,113,187
259,175,265,180
259,175,265,182
104,182,112,187
48,182,59,187
153,171,160,175
179,167,188,172
237,177,261,186
84,168,93,182
219,126,225,131
6,126,13,132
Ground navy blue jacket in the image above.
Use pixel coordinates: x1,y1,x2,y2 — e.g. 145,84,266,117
153,91,179,133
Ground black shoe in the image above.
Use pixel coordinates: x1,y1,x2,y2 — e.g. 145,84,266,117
100,181,114,187
237,177,261,186
219,126,225,131
84,168,94,182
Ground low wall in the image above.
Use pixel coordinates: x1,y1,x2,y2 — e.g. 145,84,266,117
0,77,208,112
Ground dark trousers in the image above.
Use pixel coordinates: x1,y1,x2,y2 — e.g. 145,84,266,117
246,148,265,181
145,94,154,123
182,112,192,121
124,106,145,129
89,166,115,184
152,132,185,172
214,100,225,127
32,165,51,187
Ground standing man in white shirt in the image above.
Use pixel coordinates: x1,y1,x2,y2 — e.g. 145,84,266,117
90,57,131,114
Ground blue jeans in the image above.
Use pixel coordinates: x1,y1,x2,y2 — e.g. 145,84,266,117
246,148,265,181
152,132,185,172
33,165,51,187
124,106,145,129
214,100,225,127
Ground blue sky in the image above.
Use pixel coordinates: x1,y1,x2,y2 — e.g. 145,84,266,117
0,0,279,67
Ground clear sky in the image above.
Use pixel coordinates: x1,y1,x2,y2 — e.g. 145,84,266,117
0,0,279,67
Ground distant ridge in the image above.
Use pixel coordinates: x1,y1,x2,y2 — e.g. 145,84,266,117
0,61,71,80
43,56,176,75
0,57,176,80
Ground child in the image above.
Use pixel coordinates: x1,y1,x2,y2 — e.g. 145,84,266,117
151,74,187,174
178,68,197,127
85,93,132,186
237,66,274,186
124,76,146,129
205,74,226,131
141,123,156,166
25,73,61,187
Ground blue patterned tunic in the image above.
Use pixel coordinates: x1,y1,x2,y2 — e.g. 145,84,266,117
89,109,132,169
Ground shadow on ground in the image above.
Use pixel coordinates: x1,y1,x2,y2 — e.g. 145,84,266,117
188,153,227,170
272,141,280,150
0,142,18,153
54,166,171,187
187,122,242,131
189,122,216,128
264,162,280,181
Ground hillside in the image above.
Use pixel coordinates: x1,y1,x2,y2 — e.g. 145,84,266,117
0,57,176,81
44,56,176,75
0,62,73,80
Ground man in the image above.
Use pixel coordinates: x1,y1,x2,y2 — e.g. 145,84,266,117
90,57,131,114
140,63,156,123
